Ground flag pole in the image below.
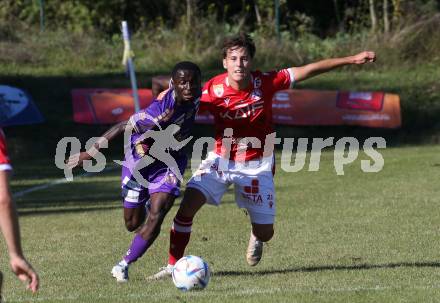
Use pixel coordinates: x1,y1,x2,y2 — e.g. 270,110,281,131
121,21,141,113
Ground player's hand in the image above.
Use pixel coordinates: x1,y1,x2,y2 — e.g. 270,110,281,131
10,255,39,293
351,51,376,64
65,151,92,169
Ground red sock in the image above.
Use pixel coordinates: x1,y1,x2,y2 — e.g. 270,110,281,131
168,214,193,265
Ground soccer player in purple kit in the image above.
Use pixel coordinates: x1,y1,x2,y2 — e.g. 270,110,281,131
66,61,201,282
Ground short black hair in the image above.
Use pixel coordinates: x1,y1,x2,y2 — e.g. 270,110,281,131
171,61,201,79
222,33,256,59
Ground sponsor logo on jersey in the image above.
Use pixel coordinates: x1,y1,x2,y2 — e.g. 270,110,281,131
220,99,264,120
213,84,224,97
250,89,262,101
134,142,148,157
242,179,263,206
254,77,262,88
224,97,230,106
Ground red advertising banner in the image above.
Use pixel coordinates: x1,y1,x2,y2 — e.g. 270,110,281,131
272,89,401,128
72,88,153,124
72,88,401,128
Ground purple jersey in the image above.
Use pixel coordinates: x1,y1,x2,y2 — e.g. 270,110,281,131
128,88,199,159
121,88,199,208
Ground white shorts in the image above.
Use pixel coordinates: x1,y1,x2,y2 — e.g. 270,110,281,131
187,152,275,224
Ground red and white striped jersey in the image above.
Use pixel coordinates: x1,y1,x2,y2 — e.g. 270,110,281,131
200,69,294,160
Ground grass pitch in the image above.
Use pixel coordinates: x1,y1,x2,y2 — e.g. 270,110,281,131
1,145,440,302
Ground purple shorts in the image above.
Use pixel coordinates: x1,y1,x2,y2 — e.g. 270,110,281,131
121,157,187,209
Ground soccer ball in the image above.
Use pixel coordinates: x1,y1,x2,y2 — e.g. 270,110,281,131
172,255,210,291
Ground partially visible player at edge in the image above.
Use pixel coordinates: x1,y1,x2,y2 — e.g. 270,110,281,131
0,129,39,293
150,33,376,279
66,61,202,282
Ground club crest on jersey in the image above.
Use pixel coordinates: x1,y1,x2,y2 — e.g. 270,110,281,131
165,173,178,185
254,77,262,88
213,84,224,97
251,89,262,101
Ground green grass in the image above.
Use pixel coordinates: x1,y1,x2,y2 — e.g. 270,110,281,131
1,145,440,302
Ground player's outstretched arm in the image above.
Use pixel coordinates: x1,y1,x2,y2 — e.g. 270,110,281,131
66,120,129,168
291,51,376,83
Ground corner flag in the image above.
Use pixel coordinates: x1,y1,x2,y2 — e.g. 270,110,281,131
121,21,141,113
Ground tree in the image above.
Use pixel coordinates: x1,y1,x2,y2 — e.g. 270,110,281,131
383,0,390,33
333,0,344,31
254,0,262,26
391,0,401,27
186,0,194,28
369,0,378,32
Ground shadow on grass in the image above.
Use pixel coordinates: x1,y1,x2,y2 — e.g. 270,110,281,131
214,261,440,276
14,193,239,217
15,194,119,207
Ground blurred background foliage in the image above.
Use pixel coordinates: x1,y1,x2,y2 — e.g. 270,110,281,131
1,0,438,36
0,0,439,73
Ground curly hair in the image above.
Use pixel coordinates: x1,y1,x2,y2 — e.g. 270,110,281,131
171,61,201,79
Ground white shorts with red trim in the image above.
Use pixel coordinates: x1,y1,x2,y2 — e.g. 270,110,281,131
187,152,275,224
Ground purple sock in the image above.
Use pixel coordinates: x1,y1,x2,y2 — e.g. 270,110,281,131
123,234,150,264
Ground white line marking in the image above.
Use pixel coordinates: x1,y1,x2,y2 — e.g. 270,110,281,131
12,167,118,199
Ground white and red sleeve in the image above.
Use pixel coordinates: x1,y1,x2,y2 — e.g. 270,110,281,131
270,68,295,91
0,130,12,171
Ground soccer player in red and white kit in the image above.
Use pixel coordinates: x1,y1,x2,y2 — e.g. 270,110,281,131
151,33,376,279
0,129,39,293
